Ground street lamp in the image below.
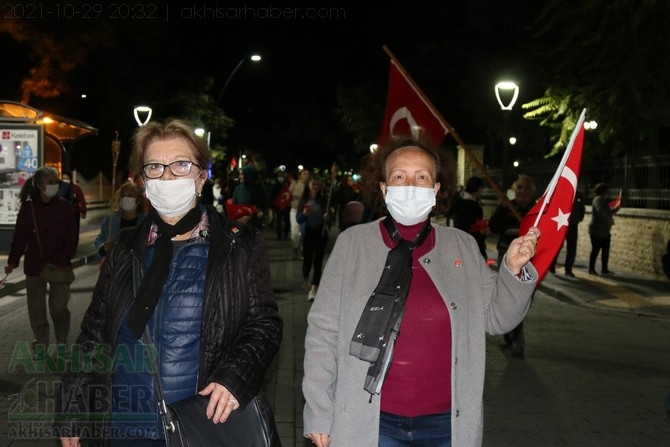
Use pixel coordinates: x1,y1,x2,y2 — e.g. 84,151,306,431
494,81,519,190
133,105,152,127
215,54,262,107
584,120,598,130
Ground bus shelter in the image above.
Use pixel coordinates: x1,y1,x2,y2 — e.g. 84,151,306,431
0,100,98,252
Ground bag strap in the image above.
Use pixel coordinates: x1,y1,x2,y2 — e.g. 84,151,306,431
133,258,177,436
29,200,45,261
143,327,177,436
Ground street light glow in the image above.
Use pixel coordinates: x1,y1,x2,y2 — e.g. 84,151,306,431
584,120,598,130
509,137,517,145
133,106,152,126
250,54,261,62
495,81,519,110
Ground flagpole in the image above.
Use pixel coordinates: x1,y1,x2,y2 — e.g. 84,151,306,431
382,45,522,222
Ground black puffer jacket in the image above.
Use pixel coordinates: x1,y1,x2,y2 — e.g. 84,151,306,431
54,206,283,446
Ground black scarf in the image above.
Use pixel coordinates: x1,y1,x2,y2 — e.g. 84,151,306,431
349,214,432,395
128,207,203,338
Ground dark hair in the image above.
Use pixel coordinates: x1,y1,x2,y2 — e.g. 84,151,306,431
360,135,456,215
297,175,327,211
594,183,608,195
465,176,484,194
130,118,212,179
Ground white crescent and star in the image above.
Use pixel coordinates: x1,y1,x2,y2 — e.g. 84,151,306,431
390,107,421,140
549,165,578,231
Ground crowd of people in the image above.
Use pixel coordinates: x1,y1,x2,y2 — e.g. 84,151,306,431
5,116,658,446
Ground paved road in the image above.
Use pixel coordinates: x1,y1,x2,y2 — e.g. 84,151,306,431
0,223,669,446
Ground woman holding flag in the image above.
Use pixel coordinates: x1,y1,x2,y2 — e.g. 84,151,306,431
588,182,619,275
302,136,540,447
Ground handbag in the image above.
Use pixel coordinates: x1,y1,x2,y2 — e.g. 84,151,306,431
40,262,75,284
142,328,280,447
30,200,75,284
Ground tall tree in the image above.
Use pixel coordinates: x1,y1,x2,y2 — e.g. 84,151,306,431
523,0,670,158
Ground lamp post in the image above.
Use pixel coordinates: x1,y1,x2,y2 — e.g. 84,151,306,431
215,54,261,107
133,105,152,127
494,81,519,190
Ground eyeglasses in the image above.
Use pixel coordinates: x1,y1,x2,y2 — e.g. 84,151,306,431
141,160,202,179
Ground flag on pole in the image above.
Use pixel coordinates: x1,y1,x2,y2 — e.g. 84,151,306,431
519,109,587,286
609,189,622,210
378,60,449,147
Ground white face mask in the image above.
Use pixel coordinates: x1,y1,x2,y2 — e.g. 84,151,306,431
120,197,137,212
43,184,59,199
384,185,436,225
144,178,198,217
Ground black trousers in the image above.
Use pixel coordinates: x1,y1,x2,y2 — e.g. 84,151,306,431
302,226,328,286
589,234,611,272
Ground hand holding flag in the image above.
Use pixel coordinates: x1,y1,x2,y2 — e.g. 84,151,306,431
504,226,541,275
609,189,622,210
519,109,587,286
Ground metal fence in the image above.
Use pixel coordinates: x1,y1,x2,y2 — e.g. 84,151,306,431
482,153,670,210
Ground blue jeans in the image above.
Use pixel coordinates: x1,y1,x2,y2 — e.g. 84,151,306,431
379,411,452,447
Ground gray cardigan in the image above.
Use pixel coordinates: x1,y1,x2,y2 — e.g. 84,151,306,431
303,218,537,447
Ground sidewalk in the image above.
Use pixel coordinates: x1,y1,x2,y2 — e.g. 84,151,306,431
0,218,667,446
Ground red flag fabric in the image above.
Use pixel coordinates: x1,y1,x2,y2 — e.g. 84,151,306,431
609,189,622,210
519,112,586,286
378,61,449,147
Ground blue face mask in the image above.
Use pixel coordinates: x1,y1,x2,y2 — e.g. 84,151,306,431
384,186,436,225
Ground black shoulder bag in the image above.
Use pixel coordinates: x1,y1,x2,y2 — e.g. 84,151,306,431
133,253,281,446
142,328,279,447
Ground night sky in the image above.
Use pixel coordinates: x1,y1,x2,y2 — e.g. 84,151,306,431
0,1,549,176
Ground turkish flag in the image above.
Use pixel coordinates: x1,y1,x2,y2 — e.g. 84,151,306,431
519,110,587,286
378,61,449,147
609,189,622,210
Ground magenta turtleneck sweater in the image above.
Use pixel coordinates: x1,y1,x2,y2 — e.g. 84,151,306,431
379,219,452,417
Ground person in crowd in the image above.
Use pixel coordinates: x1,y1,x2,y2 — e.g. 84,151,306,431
296,175,331,301
302,136,539,447
60,171,88,248
588,183,618,275
232,164,269,229
55,118,282,446
289,168,311,259
199,176,215,206
95,182,147,260
489,174,537,359
270,170,292,241
332,173,363,231
452,176,489,259
549,190,586,277
5,166,77,358
212,176,226,214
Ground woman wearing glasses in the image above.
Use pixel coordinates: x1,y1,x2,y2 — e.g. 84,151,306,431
56,118,282,446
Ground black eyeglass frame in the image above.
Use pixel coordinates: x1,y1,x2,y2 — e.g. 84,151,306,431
141,160,203,179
